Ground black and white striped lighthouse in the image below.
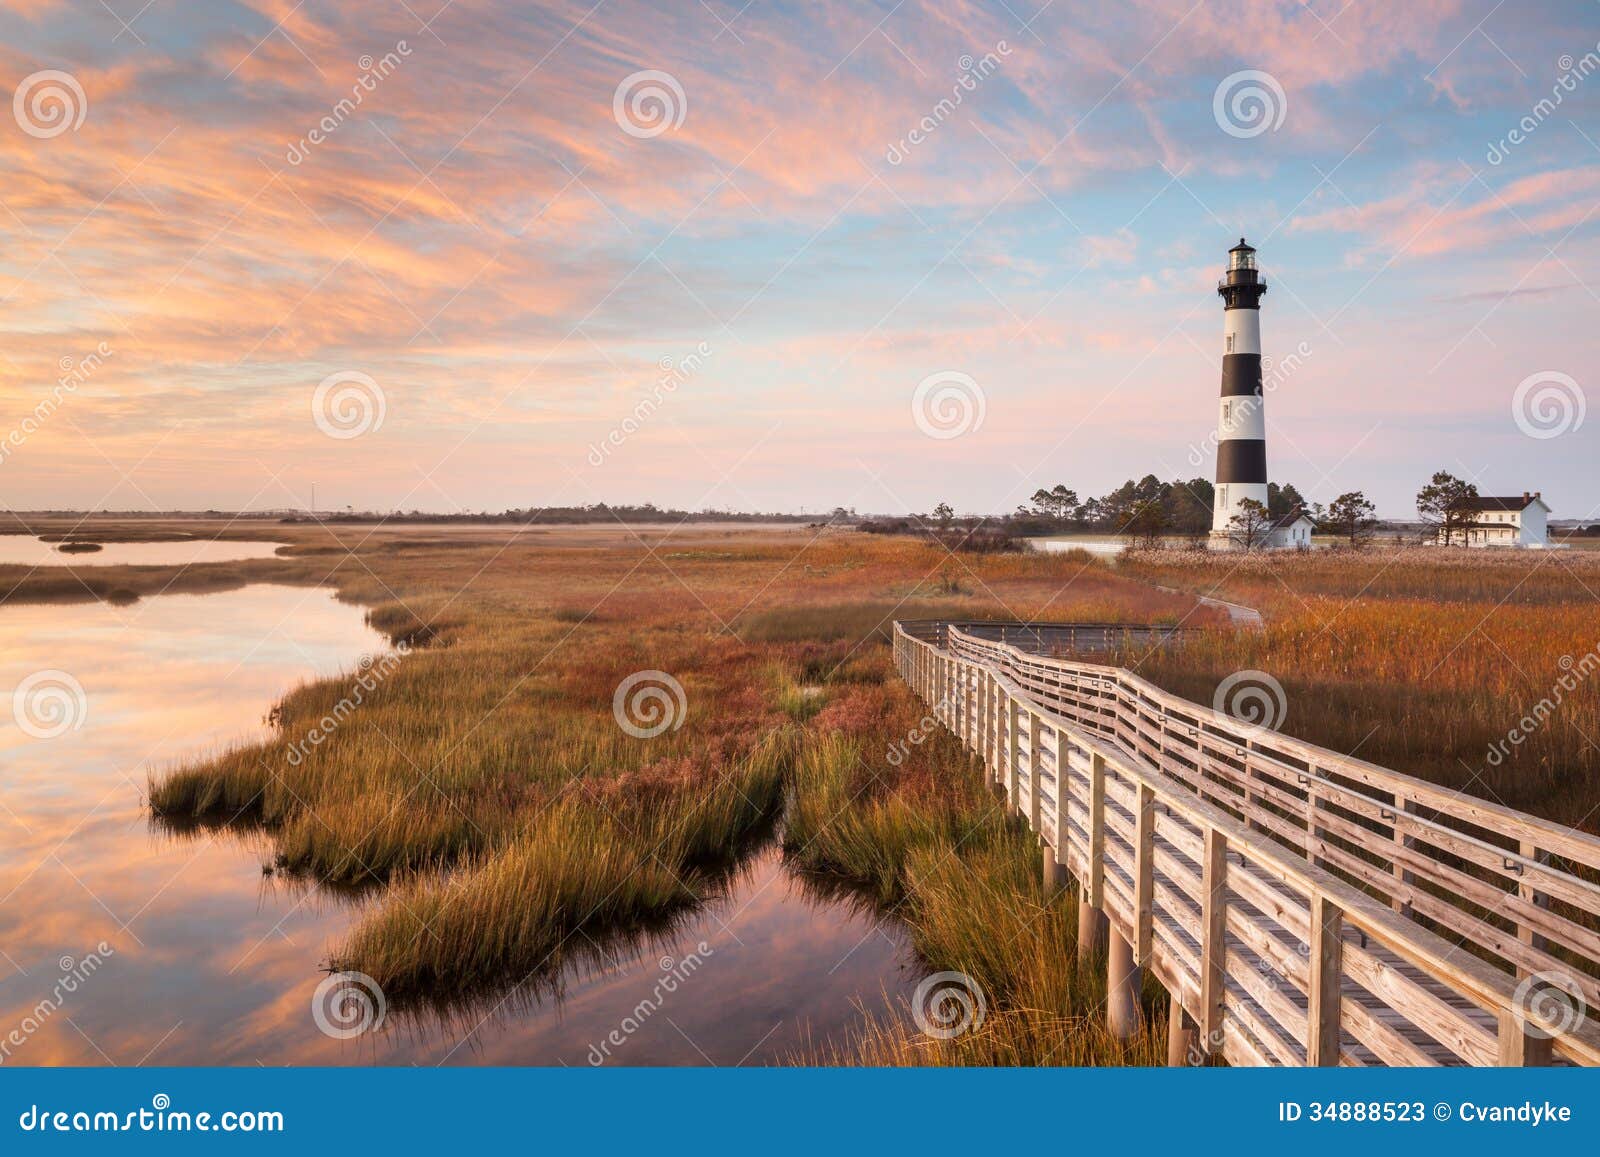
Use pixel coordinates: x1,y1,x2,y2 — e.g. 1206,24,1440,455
1210,238,1269,546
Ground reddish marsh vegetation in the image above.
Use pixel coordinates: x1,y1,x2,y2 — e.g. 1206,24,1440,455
110,522,1199,1060
1120,547,1600,827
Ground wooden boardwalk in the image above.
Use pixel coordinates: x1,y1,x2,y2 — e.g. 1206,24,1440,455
893,621,1600,1067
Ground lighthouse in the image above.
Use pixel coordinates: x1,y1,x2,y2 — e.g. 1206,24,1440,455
1210,238,1270,548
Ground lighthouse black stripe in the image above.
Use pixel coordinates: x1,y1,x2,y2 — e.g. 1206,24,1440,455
1220,353,1262,398
1216,439,1267,484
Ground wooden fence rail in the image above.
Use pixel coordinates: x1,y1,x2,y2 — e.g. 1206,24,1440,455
893,621,1600,1067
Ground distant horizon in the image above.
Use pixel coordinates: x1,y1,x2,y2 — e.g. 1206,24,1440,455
0,2,1595,522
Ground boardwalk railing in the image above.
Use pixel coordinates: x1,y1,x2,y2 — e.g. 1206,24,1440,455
893,621,1600,1067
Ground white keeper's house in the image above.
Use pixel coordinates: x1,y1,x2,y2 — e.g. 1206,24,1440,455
1437,492,1552,548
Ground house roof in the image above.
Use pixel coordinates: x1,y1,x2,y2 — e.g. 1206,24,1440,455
1269,509,1315,530
1462,495,1549,512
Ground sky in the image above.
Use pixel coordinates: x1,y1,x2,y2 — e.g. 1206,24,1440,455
0,0,1595,520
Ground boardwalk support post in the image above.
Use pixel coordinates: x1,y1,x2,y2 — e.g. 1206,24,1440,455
1200,827,1228,1057
1167,1006,1201,1066
1307,893,1343,1066
1134,783,1155,966
1107,929,1141,1039
894,623,1600,1071
1497,1007,1556,1066
1078,751,1109,964
1042,843,1066,892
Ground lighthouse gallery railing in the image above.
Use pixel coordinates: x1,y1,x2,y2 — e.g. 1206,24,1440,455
893,621,1600,1067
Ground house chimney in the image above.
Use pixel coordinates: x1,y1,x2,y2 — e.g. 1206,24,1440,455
1523,491,1530,503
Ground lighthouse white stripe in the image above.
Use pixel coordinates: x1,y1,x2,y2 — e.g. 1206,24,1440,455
1223,309,1260,356
1212,481,1269,534
1218,395,1266,441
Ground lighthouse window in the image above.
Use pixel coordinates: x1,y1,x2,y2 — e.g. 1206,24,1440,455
1227,334,1235,353
1222,402,1232,424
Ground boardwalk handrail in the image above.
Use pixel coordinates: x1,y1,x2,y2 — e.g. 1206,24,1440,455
893,621,1600,1067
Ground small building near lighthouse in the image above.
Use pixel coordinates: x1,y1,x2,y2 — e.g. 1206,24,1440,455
1267,509,1316,549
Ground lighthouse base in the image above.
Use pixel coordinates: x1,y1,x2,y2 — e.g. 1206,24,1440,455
1208,525,1313,552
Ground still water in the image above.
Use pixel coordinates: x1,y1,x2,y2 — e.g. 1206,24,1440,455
0,586,914,1065
0,536,284,568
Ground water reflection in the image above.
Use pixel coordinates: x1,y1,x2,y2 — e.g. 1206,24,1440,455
0,536,283,568
0,585,913,1066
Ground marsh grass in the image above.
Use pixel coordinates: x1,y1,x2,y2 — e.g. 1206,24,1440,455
110,521,1203,1059
1118,548,1600,828
336,733,792,998
784,700,1169,1065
